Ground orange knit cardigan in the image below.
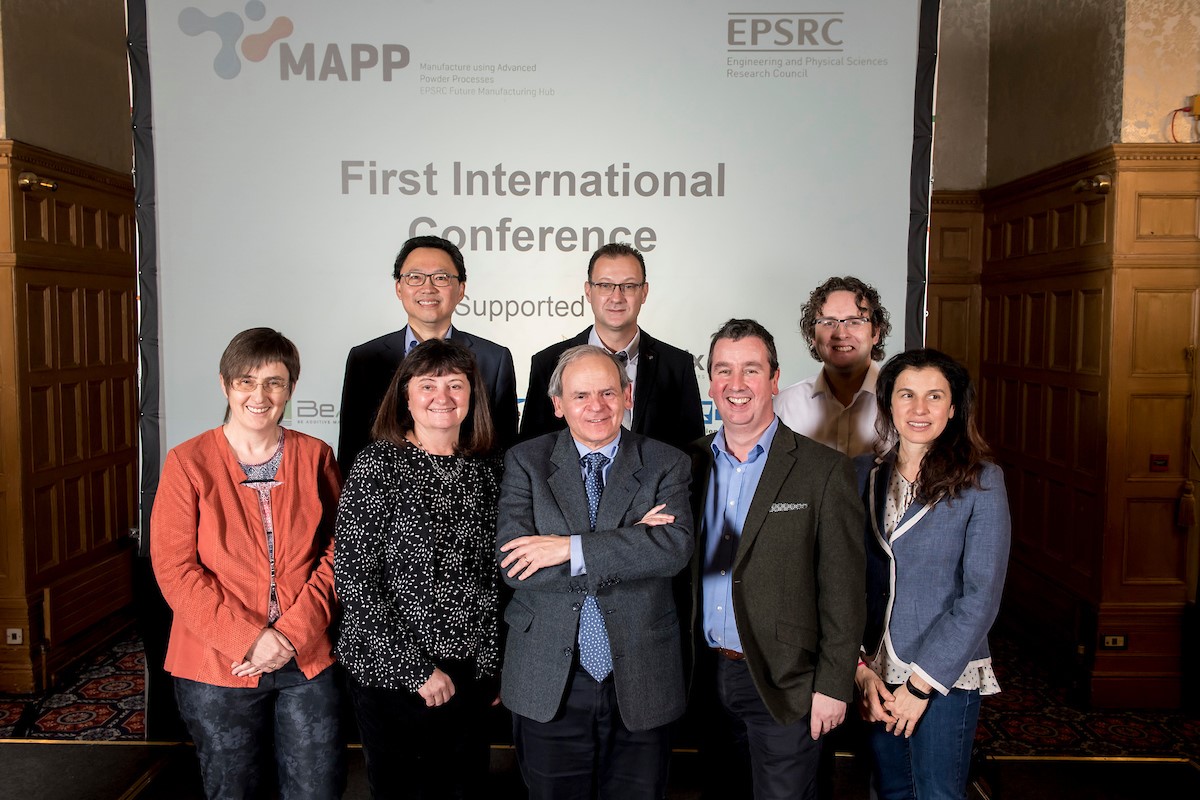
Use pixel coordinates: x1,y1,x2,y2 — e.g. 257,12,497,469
151,427,342,686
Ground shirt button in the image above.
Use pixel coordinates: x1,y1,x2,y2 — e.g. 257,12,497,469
736,467,743,473
724,534,730,540
728,501,735,506
562,648,572,656
720,570,726,576
716,605,723,611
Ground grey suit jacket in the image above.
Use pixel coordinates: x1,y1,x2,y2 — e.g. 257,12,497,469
497,430,694,731
337,325,518,475
689,422,866,725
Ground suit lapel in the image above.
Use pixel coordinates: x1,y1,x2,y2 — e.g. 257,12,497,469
689,437,716,592
867,459,892,554
632,331,658,431
733,429,794,572
868,456,935,544
596,435,642,531
547,430,591,532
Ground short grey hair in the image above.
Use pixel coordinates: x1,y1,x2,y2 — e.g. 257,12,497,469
547,345,631,398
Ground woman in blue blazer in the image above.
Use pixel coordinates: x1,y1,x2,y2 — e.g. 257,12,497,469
854,349,1010,800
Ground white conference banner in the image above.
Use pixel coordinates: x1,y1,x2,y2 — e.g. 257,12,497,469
146,0,922,452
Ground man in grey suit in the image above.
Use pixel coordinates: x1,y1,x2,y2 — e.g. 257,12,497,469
498,345,694,799
690,319,865,800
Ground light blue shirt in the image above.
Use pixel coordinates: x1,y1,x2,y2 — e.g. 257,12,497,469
404,324,455,352
702,416,779,652
568,433,622,575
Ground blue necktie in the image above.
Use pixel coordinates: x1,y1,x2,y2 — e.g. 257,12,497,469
579,452,613,680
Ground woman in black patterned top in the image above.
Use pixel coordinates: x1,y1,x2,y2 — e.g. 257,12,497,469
334,338,501,799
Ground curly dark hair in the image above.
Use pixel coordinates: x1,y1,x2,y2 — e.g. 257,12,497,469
874,348,991,501
799,276,890,362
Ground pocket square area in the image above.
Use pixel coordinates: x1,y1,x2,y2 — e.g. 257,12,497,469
769,502,808,512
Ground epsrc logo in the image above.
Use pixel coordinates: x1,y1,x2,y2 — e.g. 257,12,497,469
179,1,410,81
726,12,844,50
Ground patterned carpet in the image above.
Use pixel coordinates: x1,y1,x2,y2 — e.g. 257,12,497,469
1,631,1197,762
976,635,1199,760
0,634,144,740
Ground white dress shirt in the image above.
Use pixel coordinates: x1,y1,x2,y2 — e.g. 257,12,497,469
773,361,880,457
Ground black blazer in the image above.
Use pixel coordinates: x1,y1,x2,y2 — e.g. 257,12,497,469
336,326,518,475
519,327,704,451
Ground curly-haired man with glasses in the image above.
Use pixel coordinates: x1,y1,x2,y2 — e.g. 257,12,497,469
774,275,891,458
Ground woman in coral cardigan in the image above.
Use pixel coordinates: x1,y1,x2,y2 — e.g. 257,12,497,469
151,328,342,799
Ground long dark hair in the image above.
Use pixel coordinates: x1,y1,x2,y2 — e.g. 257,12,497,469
874,348,990,501
371,339,494,456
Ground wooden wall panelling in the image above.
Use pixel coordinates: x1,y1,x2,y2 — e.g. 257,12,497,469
928,191,983,377
979,148,1118,690
981,144,1200,707
0,140,136,693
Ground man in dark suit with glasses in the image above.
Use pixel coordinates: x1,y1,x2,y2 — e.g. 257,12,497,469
337,235,518,474
519,242,704,451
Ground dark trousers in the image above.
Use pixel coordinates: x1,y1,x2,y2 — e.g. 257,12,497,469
705,655,823,800
174,662,344,800
348,660,491,799
513,666,671,800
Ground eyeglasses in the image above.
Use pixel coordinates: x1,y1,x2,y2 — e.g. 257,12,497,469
229,377,290,393
589,281,646,296
814,316,872,330
398,272,459,287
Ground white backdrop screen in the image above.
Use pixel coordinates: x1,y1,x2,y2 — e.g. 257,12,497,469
145,0,923,451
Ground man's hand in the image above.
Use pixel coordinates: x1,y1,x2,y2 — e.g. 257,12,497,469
809,691,847,740
418,667,455,708
500,535,571,579
637,503,676,527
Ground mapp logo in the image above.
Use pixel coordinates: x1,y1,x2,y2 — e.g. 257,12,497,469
727,12,844,50
280,42,410,81
180,1,409,81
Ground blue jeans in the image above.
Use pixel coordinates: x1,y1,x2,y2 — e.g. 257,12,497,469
868,687,980,800
175,663,344,800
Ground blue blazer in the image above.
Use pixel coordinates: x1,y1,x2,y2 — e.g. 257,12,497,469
856,455,1011,695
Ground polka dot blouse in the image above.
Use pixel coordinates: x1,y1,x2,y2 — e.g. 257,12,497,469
334,440,502,692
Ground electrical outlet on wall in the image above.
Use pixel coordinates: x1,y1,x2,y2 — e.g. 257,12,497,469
5,628,22,645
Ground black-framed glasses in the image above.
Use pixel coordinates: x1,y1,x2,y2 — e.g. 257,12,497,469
399,271,459,287
814,316,871,330
229,377,290,393
589,281,645,296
